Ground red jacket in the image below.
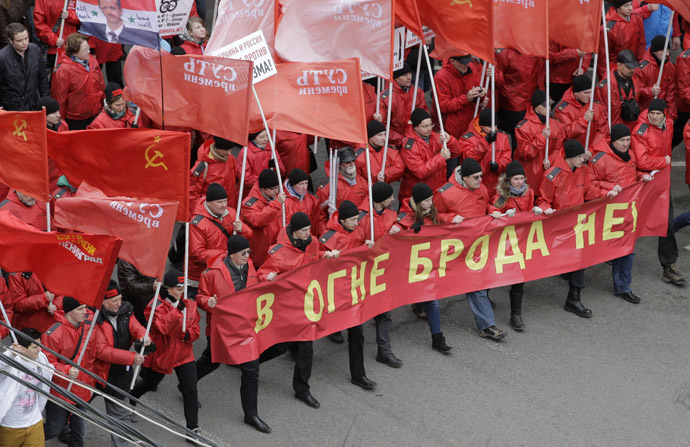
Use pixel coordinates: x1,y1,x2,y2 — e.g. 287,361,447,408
42,311,97,403
189,138,240,216
283,185,322,236
92,303,146,382
537,154,607,210
86,109,136,129
91,38,123,65
633,48,677,120
588,137,643,190
275,130,310,175
685,121,690,185
489,187,535,214
318,212,367,252
549,43,591,85
434,173,491,218
51,52,105,120
630,110,674,172
399,126,461,202
0,278,10,339
181,40,205,55
0,190,50,231
459,119,512,192
433,59,484,138
197,253,257,337
395,197,454,230
354,145,405,183
363,82,377,122
241,183,283,266
595,69,640,131
238,141,286,192
379,80,429,148
257,227,325,280
33,0,79,54
316,171,369,229
143,297,200,374
514,108,565,195
675,49,690,114
369,206,398,241
553,87,609,149
597,7,646,80
189,199,253,281
494,48,544,112
7,272,63,333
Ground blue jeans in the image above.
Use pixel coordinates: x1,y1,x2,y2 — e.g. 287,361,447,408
466,290,496,331
44,400,86,447
673,210,690,233
421,300,441,335
612,253,635,294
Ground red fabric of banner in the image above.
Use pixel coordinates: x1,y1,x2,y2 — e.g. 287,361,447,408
395,0,423,42
123,47,253,145
53,184,178,278
548,0,602,53
211,168,670,364
0,211,122,308
47,129,191,221
417,0,494,64
0,110,49,201
494,0,549,58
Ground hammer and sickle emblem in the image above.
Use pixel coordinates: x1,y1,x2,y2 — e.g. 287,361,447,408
144,135,168,171
450,0,473,6
12,119,28,141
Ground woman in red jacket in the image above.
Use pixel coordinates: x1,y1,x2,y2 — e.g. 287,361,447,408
51,33,105,129
87,82,135,129
131,269,202,434
180,17,207,55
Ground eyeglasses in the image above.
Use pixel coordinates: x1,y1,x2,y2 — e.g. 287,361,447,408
470,174,483,180
239,250,251,256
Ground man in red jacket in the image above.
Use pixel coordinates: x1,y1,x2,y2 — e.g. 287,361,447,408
0,276,11,340
549,43,590,102
595,50,642,131
93,281,148,447
275,130,311,176
538,140,619,318
42,296,96,447
189,136,240,216
673,47,690,148
34,0,80,67
634,35,677,120
7,271,62,333
589,124,653,304
316,147,368,229
354,120,405,184
283,169,322,237
554,75,609,151
630,99,686,285
241,170,286,267
0,190,50,231
379,63,429,148
597,0,646,80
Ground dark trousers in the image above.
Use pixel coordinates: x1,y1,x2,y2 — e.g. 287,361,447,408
259,341,312,397
672,112,690,148
659,194,678,267
347,325,366,380
44,401,86,447
569,269,586,289
101,61,123,87
131,362,198,429
65,116,97,130
196,336,218,381
373,312,392,356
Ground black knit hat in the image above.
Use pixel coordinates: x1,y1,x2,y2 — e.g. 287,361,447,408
105,82,123,103
38,96,60,115
206,183,227,202
290,212,311,231
393,62,412,79
104,280,121,300
650,35,669,53
610,123,631,142
163,268,185,288
505,160,525,178
258,169,279,189
461,157,482,177
478,108,492,127
170,46,186,55
564,139,585,159
614,0,631,8
648,98,667,114
288,168,309,186
338,200,359,220
337,147,357,163
572,75,592,93
412,183,433,203
249,131,263,141
372,182,393,203
62,296,82,314
214,137,236,150
531,89,547,108
411,108,431,128
227,235,250,254
367,120,386,139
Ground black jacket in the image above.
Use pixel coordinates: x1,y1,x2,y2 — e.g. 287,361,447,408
117,259,155,321
0,42,49,111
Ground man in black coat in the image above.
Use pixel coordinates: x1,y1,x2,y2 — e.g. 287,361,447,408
0,22,49,111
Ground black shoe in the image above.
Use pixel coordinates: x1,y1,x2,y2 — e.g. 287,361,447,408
185,427,203,445
479,325,507,341
244,416,271,434
431,332,452,354
58,432,70,444
564,299,592,318
296,393,321,408
376,352,403,368
411,304,427,320
614,291,641,304
509,314,525,331
351,376,376,390
327,332,344,344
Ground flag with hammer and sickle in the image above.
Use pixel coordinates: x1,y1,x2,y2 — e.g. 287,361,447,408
0,110,50,201
47,128,191,221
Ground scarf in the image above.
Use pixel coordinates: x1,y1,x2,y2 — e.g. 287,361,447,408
472,119,487,137
105,105,126,120
287,226,312,252
286,180,304,201
509,183,528,197
209,144,229,162
70,55,89,71
611,146,631,162
535,112,547,124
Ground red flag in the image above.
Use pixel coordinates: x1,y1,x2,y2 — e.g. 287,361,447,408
250,59,367,145
0,210,122,308
54,184,178,278
395,0,424,42
430,34,473,60
274,0,394,79
206,0,277,58
123,47,253,145
494,0,549,58
47,129,190,221
548,0,602,53
657,0,690,24
417,0,494,64
0,110,49,202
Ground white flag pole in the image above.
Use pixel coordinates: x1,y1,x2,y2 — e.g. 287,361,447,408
182,221,189,332
473,61,488,119
584,53,599,150
0,299,17,344
491,66,496,162
365,146,375,242
602,1,612,131
380,80,394,177
545,59,551,161
422,45,448,151
129,282,161,391
410,43,423,113
67,309,99,392
654,11,674,98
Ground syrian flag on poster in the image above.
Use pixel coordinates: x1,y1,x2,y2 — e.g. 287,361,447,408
361,26,405,80
157,0,195,37
77,0,160,49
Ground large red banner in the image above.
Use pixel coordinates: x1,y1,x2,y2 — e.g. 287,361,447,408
0,211,122,309
206,0,277,58
212,169,670,364
47,129,191,221
494,0,549,58
0,110,49,202
548,0,602,53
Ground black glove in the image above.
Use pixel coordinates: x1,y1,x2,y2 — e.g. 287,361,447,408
182,330,191,342
133,339,157,355
484,131,497,144
130,123,139,129
177,298,186,312
411,221,423,233
489,161,499,172
268,159,276,170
